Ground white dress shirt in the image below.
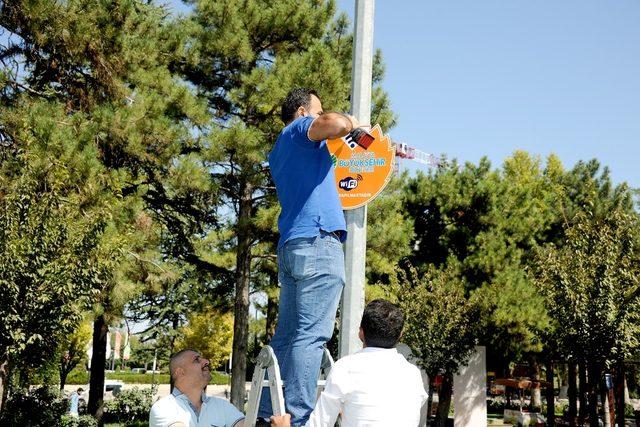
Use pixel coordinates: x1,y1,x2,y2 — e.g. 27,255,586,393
306,347,427,427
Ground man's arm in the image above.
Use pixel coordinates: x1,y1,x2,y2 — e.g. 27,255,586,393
307,113,359,142
303,366,346,427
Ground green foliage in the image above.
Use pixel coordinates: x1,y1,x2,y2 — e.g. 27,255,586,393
59,320,93,387
402,152,560,360
0,386,67,426
625,403,637,418
103,387,154,424
534,209,640,365
65,369,229,385
176,306,234,369
392,264,480,377
61,415,99,427
0,172,110,376
366,174,414,284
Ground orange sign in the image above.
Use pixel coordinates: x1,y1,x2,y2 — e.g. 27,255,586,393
327,124,395,210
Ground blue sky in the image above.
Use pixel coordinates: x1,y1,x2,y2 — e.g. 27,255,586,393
178,1,640,186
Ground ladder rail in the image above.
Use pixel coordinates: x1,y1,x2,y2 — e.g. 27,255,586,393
245,346,285,426
245,346,335,427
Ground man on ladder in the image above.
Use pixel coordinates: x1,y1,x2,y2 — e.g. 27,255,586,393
257,88,362,426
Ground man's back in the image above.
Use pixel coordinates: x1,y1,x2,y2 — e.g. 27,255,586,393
307,347,427,427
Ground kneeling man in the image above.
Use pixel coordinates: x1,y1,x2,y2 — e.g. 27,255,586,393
150,349,245,427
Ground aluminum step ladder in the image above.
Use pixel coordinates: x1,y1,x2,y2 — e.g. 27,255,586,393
245,345,335,427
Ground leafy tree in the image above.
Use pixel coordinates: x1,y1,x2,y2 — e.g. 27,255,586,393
534,209,640,427
59,320,93,390
403,153,560,370
366,173,414,285
176,306,234,370
0,165,110,410
1,1,210,422
392,263,480,427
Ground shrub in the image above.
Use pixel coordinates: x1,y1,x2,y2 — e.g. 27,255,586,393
625,403,637,418
61,415,98,427
0,386,68,426
487,399,505,414
66,369,229,385
66,368,90,384
103,387,154,423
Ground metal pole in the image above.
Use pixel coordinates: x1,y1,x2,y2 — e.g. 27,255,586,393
339,0,375,359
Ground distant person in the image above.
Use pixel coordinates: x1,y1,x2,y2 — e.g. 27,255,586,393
258,88,363,426
149,349,245,427
270,300,427,427
68,387,84,417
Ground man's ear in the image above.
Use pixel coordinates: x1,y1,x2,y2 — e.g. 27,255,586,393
296,106,306,118
358,327,365,344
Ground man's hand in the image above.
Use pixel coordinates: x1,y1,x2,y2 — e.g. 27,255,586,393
270,414,291,427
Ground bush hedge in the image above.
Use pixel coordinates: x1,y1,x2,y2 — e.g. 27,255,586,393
66,370,229,385
0,386,68,426
103,387,154,424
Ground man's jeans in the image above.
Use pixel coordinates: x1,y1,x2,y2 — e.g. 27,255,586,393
258,230,345,425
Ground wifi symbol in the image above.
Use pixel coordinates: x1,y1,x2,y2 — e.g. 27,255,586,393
356,174,363,181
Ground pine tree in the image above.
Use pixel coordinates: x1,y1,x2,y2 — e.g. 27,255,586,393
1,0,209,421
172,0,396,406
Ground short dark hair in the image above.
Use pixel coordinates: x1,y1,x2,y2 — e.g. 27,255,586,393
360,299,404,348
281,88,319,124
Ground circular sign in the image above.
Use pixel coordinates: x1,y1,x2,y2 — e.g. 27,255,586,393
327,124,395,210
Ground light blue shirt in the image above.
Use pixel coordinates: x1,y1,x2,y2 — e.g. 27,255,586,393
269,116,347,248
69,392,80,415
149,387,244,427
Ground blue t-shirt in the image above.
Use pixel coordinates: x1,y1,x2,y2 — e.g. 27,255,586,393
269,116,347,248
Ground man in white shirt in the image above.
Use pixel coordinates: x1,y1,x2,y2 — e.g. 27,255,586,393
271,299,427,427
149,349,245,427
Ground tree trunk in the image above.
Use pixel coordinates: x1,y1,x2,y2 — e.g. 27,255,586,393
546,360,555,427
426,376,435,426
60,366,69,391
569,360,578,427
88,315,108,426
265,272,278,342
531,356,542,410
615,360,625,427
230,182,253,410
170,312,180,355
579,360,588,425
0,355,9,412
434,373,453,427
601,387,610,427
587,361,600,427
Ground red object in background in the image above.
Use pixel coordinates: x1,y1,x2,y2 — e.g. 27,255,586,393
433,374,443,387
